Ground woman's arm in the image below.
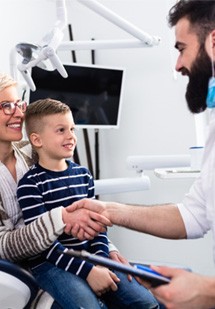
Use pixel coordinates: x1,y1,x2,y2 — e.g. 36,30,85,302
0,202,110,262
0,204,64,261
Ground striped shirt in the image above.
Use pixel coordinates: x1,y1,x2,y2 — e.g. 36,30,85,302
0,141,65,263
17,160,109,279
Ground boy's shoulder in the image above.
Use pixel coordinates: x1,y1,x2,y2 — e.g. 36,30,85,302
18,164,39,184
67,160,91,174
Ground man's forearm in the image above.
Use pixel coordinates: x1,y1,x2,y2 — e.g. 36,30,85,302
68,199,187,240
105,202,187,239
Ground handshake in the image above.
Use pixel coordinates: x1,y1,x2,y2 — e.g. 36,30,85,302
62,199,111,240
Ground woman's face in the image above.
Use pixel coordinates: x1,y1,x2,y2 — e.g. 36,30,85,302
0,85,24,143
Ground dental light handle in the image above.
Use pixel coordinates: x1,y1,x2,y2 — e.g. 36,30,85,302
19,69,36,92
17,53,46,91
43,46,68,77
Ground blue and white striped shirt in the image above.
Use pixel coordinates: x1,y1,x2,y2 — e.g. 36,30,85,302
17,160,109,279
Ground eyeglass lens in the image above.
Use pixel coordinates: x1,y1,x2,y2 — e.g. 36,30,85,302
0,101,26,115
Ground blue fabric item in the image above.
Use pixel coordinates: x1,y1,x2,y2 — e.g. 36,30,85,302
33,262,159,309
206,77,215,108
32,262,107,309
102,270,159,309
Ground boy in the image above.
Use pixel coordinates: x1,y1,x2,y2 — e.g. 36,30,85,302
17,98,158,309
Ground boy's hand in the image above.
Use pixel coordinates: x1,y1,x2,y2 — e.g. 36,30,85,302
62,207,111,240
109,251,133,282
86,265,120,296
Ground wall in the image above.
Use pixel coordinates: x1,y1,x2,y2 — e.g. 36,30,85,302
1,0,214,275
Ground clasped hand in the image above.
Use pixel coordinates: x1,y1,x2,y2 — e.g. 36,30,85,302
62,200,110,240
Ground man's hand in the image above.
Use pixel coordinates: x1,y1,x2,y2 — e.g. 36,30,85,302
66,199,110,239
67,198,108,217
149,266,215,309
62,206,111,240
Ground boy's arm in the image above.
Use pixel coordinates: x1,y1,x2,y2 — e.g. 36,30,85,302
88,232,109,258
17,176,95,280
43,240,94,280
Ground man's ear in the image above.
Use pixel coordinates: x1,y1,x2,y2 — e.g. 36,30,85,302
211,30,215,46
29,133,42,148
206,30,215,58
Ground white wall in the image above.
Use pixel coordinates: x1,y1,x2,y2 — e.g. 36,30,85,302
1,0,214,275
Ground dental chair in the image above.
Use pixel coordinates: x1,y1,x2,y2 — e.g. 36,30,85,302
0,259,54,309
0,257,186,309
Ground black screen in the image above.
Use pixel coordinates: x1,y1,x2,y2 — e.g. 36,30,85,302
29,64,125,129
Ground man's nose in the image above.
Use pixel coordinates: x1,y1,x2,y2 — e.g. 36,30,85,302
175,57,182,72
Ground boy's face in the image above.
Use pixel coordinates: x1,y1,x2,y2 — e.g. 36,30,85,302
33,111,77,161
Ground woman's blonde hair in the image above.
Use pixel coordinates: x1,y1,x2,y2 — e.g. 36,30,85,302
0,73,17,92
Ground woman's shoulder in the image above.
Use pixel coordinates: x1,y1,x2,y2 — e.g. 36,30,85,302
13,141,38,167
14,140,30,150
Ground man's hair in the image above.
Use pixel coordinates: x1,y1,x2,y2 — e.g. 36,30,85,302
0,73,17,91
168,0,215,45
25,98,71,137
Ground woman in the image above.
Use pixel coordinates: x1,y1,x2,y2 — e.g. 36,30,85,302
0,72,139,308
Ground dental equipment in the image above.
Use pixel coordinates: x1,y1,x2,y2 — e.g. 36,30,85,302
12,0,161,91
127,154,191,173
94,175,150,195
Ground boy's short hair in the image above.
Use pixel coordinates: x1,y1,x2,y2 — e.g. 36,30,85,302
25,98,71,137
0,73,17,91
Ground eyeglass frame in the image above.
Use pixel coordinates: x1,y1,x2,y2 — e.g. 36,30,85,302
0,100,27,115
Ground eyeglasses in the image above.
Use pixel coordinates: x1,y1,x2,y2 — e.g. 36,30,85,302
0,100,27,115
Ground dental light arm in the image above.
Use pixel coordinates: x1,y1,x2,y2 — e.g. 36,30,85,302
13,0,160,91
78,0,160,47
59,0,160,51
16,0,68,91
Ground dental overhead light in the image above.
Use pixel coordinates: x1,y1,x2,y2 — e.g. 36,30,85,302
14,0,68,91
12,0,161,91
16,43,42,67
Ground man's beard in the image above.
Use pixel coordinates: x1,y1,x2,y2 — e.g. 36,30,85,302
185,47,212,114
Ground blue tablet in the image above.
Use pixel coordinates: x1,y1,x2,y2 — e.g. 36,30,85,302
60,249,170,287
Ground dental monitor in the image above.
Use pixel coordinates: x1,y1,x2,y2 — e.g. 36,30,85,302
29,63,125,129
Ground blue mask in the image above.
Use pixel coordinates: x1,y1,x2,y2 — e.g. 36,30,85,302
206,77,215,108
